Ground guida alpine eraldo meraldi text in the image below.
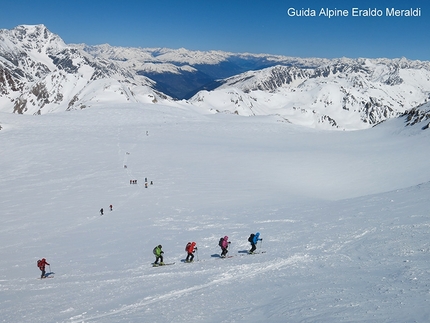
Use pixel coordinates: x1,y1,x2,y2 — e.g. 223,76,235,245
287,7,422,18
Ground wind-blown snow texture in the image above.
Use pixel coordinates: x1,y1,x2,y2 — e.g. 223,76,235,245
1,101,430,322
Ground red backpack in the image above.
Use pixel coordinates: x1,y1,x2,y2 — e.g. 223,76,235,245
185,242,191,252
37,259,42,269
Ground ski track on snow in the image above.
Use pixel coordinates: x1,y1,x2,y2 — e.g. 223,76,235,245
68,254,308,322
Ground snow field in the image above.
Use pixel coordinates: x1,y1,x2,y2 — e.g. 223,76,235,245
0,103,430,322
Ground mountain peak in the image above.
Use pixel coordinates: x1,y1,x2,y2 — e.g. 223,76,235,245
0,24,66,52
0,25,163,114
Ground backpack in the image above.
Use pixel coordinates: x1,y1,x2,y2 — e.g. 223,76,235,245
37,259,41,269
185,242,191,252
248,234,255,243
218,237,223,247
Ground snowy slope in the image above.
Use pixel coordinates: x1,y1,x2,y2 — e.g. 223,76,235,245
1,103,430,322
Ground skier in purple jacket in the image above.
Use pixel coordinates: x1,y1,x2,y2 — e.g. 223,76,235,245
220,236,231,258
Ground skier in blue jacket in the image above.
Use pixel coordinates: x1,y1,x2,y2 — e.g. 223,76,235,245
248,232,262,254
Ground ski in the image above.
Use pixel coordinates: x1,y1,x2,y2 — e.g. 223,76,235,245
211,253,234,258
152,262,175,267
39,272,55,279
248,251,266,255
181,259,199,263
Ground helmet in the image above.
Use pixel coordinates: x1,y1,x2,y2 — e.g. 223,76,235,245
224,236,228,240
42,258,46,261
158,245,162,249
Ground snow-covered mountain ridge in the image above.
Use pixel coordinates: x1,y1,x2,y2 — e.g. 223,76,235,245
190,60,430,130
0,25,167,115
1,24,430,130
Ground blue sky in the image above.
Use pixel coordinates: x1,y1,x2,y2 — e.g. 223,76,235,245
1,0,428,60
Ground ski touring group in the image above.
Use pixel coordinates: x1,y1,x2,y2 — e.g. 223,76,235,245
37,233,264,276
151,232,263,267
37,149,264,275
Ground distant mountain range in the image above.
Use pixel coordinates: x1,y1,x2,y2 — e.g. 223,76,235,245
1,24,430,130
77,43,330,100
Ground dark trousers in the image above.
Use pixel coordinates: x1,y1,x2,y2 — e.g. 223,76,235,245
41,269,46,278
154,255,163,264
185,252,194,262
250,243,256,253
221,247,228,257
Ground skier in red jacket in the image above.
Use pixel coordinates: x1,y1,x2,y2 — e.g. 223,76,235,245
37,258,50,278
185,242,197,262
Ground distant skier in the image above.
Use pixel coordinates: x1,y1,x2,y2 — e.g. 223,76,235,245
219,236,231,258
109,204,113,211
100,208,104,216
153,245,164,265
37,258,50,279
248,232,262,254
185,242,197,262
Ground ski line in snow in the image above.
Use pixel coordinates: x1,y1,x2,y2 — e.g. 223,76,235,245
69,253,309,322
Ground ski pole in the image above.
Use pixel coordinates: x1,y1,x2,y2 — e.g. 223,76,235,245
196,248,199,262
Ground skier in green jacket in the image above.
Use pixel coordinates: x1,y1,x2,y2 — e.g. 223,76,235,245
153,245,164,265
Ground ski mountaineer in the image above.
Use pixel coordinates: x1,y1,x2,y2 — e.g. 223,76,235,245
248,232,262,254
37,258,50,278
153,245,164,265
185,242,197,262
219,236,231,258
100,208,104,215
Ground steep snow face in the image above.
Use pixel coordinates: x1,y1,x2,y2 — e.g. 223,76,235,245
190,60,430,130
0,25,164,114
401,101,430,129
0,24,67,78
1,104,430,322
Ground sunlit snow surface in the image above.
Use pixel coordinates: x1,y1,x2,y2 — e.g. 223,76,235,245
0,103,429,322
